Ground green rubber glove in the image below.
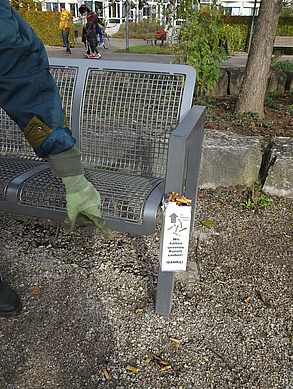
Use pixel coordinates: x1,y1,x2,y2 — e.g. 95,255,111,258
47,146,113,240
61,175,113,239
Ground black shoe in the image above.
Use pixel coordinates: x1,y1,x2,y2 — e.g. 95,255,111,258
0,275,22,317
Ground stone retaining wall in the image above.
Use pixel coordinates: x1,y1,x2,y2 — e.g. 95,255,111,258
209,68,293,97
199,130,293,199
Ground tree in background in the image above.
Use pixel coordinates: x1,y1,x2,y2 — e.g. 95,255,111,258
173,0,229,97
235,0,284,118
11,0,42,11
281,3,293,15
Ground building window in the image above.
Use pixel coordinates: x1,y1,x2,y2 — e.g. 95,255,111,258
70,4,77,17
46,2,58,12
231,7,240,16
225,7,232,15
243,7,252,16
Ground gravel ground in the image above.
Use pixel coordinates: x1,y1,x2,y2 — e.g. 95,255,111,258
0,188,292,389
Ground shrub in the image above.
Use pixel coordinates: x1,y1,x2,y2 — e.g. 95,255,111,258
217,24,245,53
17,10,75,47
173,1,229,97
273,61,293,70
113,21,157,39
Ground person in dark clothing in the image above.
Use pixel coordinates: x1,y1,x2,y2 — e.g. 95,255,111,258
0,0,113,317
79,4,101,58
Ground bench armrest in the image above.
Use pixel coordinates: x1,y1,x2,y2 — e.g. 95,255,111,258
165,105,206,237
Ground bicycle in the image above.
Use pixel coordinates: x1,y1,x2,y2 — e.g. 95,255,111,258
96,25,110,49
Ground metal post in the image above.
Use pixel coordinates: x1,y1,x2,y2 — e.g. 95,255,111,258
248,0,257,53
125,1,129,53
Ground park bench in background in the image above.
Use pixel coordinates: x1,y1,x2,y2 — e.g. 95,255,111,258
274,36,293,48
144,28,167,46
0,58,205,317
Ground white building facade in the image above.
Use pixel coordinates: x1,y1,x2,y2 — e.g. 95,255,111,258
42,0,260,26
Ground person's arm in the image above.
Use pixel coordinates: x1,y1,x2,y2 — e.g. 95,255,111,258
0,1,113,239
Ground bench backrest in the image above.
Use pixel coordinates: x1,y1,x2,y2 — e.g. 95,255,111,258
0,59,196,179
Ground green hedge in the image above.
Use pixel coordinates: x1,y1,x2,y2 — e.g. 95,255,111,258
222,16,293,52
17,10,75,47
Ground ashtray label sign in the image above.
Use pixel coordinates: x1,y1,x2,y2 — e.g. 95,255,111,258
159,201,191,272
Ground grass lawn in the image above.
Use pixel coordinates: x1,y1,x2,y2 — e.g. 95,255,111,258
114,45,175,55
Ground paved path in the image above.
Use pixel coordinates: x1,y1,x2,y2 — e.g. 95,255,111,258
45,38,175,64
45,38,293,66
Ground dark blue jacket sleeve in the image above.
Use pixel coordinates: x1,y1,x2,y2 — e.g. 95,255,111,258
0,0,76,157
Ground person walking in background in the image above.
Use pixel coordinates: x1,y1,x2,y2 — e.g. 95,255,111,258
59,3,71,55
0,0,113,317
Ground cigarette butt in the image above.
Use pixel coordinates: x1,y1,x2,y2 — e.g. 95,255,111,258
135,308,143,313
218,280,226,284
129,366,138,372
103,369,110,379
146,357,152,363
245,296,252,302
161,365,171,371
159,360,168,365
170,337,180,343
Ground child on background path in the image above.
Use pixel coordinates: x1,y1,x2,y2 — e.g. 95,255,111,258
79,4,102,59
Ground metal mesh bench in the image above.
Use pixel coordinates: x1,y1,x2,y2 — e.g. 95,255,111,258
0,58,206,317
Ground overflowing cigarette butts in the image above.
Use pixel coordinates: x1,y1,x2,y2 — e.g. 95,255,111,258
166,192,191,207
103,369,110,379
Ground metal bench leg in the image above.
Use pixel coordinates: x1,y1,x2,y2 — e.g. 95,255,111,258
155,266,174,317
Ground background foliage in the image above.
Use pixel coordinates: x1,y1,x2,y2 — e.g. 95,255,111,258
11,6,293,51
172,1,228,97
15,9,75,47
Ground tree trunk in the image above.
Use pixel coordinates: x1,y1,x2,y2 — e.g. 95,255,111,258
235,0,283,118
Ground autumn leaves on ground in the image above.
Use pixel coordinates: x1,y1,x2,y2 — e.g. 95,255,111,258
205,92,293,146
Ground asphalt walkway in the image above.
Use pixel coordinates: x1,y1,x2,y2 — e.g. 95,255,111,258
45,38,293,66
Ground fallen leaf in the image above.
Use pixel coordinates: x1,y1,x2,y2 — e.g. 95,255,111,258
251,190,260,204
32,285,40,295
232,233,250,240
202,219,215,227
259,292,273,308
197,191,205,198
